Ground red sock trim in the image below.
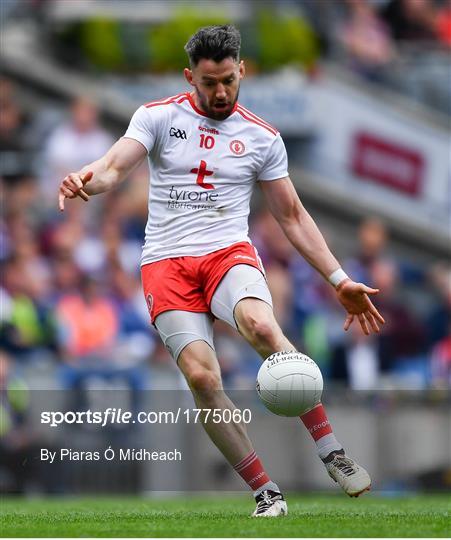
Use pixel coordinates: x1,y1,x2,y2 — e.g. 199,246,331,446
233,451,270,490
234,451,257,472
300,403,333,441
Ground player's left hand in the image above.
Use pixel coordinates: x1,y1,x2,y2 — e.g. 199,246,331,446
336,278,385,335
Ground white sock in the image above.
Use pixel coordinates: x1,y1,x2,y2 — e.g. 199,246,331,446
253,481,280,497
316,433,343,460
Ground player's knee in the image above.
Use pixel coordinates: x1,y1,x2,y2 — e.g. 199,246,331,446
240,312,279,348
185,368,222,395
252,319,278,348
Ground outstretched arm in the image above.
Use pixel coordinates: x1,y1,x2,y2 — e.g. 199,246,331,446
260,177,385,335
58,137,148,211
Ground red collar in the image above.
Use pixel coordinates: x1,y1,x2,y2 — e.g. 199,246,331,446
186,92,238,118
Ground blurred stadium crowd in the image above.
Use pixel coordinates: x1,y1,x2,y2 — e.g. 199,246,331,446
3,0,451,112
309,0,451,113
1,87,449,394
1,0,450,400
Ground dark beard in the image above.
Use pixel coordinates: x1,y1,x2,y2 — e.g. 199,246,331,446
196,86,240,120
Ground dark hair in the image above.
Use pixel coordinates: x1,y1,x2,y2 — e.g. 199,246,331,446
184,25,241,66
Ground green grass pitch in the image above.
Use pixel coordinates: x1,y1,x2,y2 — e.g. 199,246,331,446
0,494,449,537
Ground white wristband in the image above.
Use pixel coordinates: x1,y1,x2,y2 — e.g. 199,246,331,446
328,268,349,288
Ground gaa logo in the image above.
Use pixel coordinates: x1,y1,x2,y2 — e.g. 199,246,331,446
230,139,245,155
169,127,187,140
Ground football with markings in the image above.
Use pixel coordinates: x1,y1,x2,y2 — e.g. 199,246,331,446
256,351,323,416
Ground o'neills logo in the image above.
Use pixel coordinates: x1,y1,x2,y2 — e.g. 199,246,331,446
234,255,255,262
309,420,329,434
249,472,265,486
198,125,219,135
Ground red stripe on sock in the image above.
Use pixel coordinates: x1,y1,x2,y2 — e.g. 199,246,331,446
233,451,270,490
299,403,333,441
234,451,257,472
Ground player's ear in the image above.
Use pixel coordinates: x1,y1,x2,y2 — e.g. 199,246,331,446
184,68,194,86
239,60,245,80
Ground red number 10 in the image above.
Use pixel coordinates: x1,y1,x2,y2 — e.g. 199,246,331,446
200,134,215,149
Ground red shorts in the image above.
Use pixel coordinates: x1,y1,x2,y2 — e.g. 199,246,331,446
141,242,264,323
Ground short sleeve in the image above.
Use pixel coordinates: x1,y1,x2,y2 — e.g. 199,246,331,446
258,134,289,181
123,106,155,153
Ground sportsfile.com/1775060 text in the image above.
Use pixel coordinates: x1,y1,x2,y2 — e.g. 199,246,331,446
40,408,252,428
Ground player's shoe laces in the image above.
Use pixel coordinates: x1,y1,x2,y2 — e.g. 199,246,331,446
252,489,288,517
323,449,371,497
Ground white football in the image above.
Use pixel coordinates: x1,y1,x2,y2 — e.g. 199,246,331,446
256,351,323,416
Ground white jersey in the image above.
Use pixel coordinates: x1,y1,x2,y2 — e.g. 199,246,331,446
123,92,289,264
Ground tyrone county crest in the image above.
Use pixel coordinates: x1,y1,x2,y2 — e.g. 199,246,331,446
230,139,245,155
146,293,154,315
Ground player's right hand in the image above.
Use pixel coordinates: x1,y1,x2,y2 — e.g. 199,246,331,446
58,171,93,211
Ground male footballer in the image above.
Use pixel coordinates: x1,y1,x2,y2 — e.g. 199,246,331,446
58,25,384,517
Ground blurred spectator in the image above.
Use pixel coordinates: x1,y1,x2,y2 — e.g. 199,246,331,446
0,78,35,181
344,216,389,285
44,204,86,257
6,211,53,298
55,274,118,361
426,263,451,348
108,262,155,365
0,349,37,492
435,0,451,46
338,0,395,81
430,323,451,388
0,256,57,359
51,254,82,298
381,0,437,42
334,323,380,390
72,198,141,275
41,96,113,199
371,259,426,378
